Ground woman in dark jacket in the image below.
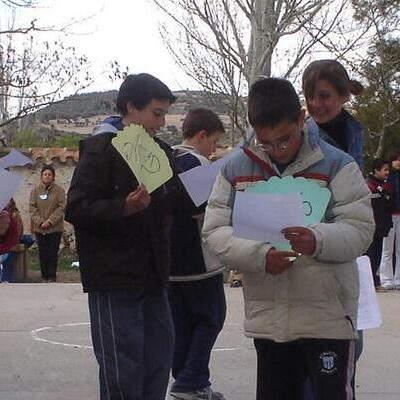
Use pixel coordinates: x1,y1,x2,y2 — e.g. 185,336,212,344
302,59,365,400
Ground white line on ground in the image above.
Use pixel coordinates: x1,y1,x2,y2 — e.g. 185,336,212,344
30,322,247,352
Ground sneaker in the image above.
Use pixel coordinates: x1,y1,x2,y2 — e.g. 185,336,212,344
170,387,225,400
375,286,388,292
230,279,242,288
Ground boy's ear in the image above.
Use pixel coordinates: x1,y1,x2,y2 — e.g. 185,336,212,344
197,130,208,140
126,101,138,115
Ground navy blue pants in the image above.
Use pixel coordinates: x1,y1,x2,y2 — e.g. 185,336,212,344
169,274,226,392
366,235,384,287
88,288,174,400
255,338,355,400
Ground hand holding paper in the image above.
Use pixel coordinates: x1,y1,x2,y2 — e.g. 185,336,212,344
282,227,316,255
265,248,298,275
123,184,151,216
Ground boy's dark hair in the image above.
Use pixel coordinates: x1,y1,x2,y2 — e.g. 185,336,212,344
371,158,389,172
182,108,225,139
248,78,301,128
116,73,176,115
41,164,55,177
389,151,400,163
302,59,363,100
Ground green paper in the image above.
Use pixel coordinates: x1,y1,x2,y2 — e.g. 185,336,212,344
246,176,331,250
112,124,173,193
246,176,331,225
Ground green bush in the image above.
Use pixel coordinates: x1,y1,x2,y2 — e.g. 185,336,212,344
51,134,81,149
10,130,44,147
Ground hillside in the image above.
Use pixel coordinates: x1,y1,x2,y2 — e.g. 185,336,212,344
30,89,236,146
36,90,231,122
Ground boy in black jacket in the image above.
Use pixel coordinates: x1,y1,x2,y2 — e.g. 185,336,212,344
66,73,194,400
365,158,393,290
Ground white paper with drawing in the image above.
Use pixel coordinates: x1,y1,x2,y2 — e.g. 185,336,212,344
111,124,173,193
232,192,305,243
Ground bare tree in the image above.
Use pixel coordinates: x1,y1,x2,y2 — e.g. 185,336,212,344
0,1,93,130
151,0,367,140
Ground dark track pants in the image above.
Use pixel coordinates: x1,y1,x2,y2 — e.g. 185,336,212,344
254,338,355,400
169,274,226,392
88,288,174,400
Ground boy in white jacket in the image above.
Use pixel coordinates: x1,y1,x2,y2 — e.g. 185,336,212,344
202,78,374,400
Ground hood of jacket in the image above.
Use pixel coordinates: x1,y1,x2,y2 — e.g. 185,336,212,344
92,115,124,135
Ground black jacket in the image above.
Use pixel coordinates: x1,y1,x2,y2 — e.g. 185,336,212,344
65,132,194,292
366,174,393,238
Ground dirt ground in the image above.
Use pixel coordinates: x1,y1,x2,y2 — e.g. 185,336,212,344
24,269,81,283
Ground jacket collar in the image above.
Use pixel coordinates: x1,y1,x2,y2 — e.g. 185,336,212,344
39,182,54,191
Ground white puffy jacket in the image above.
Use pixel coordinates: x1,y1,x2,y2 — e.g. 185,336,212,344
202,129,374,342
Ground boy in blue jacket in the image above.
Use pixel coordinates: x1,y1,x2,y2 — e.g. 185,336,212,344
169,108,226,400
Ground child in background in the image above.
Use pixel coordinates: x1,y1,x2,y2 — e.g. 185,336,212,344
379,152,400,289
365,159,393,291
169,108,226,400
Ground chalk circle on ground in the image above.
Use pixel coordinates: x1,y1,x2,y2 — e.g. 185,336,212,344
31,322,93,349
31,322,245,352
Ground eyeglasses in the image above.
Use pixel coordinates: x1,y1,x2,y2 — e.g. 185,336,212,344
255,136,293,153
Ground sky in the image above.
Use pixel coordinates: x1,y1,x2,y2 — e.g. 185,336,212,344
3,0,198,93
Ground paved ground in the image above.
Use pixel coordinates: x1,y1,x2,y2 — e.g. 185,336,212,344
0,283,399,400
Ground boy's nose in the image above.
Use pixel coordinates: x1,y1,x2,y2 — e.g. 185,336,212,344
160,115,166,127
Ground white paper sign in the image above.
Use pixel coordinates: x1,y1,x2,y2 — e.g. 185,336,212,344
232,192,305,243
178,162,220,207
357,256,382,330
178,148,241,207
0,149,32,169
0,169,23,211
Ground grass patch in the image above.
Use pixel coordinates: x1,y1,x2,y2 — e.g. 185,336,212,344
28,248,79,272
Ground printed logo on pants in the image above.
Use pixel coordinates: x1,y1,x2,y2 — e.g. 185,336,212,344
319,351,338,374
